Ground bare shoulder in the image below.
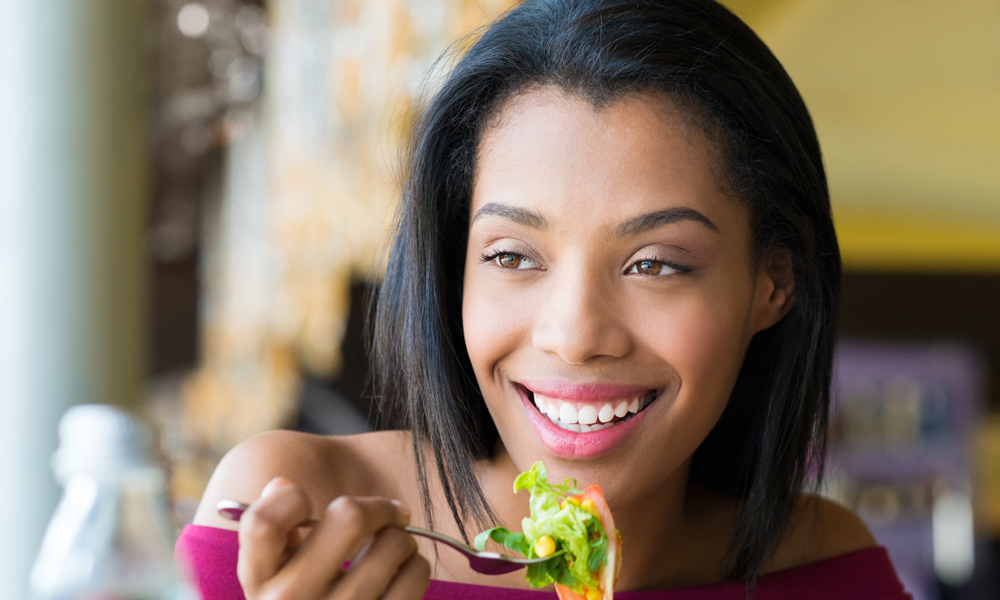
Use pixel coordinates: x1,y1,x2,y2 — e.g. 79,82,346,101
192,429,416,529
765,494,877,573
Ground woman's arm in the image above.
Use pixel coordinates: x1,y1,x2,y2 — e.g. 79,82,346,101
194,430,345,530
190,430,430,600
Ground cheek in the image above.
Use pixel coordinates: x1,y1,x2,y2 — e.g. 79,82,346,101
461,268,528,387
462,268,542,447
672,294,750,381
634,279,754,434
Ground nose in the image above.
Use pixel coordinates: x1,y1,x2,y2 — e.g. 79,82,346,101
531,269,632,364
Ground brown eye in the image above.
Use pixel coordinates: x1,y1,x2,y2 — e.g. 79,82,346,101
497,253,522,269
627,259,680,276
636,260,662,275
485,251,539,270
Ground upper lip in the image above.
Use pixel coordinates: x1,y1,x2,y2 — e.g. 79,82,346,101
518,380,656,402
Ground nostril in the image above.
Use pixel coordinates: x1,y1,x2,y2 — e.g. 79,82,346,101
530,293,632,363
531,325,633,364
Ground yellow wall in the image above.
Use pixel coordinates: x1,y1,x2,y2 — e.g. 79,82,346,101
723,0,1000,272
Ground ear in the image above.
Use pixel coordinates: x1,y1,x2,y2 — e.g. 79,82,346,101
751,248,796,333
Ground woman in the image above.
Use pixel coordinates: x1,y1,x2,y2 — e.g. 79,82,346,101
178,1,911,598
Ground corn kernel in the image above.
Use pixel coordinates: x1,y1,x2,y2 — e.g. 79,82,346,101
533,535,556,558
581,498,597,513
586,586,603,600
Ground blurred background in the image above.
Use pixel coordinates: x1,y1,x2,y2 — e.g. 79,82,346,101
1,1,998,598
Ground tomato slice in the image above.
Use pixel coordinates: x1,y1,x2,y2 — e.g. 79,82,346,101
555,587,589,600
554,484,620,600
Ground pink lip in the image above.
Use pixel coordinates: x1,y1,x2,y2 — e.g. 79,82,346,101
520,380,653,402
516,385,657,459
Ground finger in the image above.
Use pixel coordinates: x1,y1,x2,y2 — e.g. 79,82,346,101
328,527,418,600
275,496,410,599
237,477,313,592
380,554,432,600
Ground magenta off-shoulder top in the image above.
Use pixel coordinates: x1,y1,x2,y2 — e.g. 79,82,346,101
176,525,912,600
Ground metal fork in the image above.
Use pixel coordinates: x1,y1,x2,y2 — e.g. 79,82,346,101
217,500,563,575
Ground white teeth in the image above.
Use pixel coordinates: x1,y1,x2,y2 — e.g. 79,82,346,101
577,405,598,425
534,391,656,432
559,404,579,424
615,401,629,418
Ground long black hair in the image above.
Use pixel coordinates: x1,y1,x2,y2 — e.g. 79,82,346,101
371,0,840,584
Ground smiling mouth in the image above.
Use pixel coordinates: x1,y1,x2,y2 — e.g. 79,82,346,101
526,388,658,432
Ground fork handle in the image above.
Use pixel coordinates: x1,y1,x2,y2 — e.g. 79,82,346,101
219,501,469,546
218,500,478,554
403,526,477,553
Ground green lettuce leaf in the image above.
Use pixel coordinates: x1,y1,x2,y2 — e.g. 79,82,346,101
474,526,531,557
477,461,608,593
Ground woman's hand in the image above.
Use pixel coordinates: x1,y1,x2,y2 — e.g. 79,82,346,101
237,477,431,600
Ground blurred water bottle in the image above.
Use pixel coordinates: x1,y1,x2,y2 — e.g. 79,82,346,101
31,404,199,600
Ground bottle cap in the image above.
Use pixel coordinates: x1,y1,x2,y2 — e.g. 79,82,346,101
51,404,151,482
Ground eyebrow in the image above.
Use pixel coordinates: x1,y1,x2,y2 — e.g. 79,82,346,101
616,207,719,236
471,203,547,229
470,202,718,235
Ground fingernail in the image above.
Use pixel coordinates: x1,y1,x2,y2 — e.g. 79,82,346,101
391,499,411,522
262,476,289,498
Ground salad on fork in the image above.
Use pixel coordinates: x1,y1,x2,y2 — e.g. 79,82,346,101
475,462,622,600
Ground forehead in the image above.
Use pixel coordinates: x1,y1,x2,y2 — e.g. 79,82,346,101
471,87,736,230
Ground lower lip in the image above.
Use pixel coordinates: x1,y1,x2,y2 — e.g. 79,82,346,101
518,387,655,459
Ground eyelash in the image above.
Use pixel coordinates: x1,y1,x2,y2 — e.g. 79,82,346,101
626,257,692,276
479,250,538,269
479,250,692,276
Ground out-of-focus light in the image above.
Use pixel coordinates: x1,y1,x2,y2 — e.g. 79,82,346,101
221,109,254,143
177,3,210,39
932,487,975,586
209,48,238,78
235,5,269,56
227,57,260,103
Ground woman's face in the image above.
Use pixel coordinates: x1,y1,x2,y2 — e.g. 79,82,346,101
462,88,791,507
